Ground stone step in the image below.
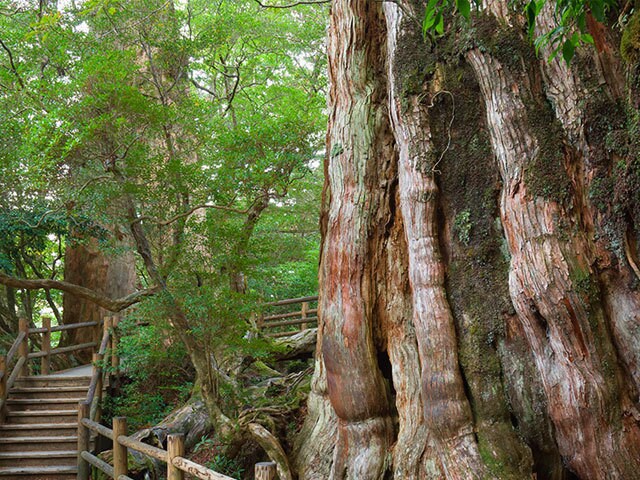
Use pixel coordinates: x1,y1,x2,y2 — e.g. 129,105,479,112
0,436,78,452
0,450,77,468
13,375,92,388
0,423,77,438
0,465,77,479
6,397,85,411
9,386,89,399
5,409,78,425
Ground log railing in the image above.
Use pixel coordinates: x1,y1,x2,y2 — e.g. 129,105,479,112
0,316,105,423
259,295,319,338
78,413,245,480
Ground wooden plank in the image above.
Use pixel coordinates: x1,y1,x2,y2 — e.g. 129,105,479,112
18,319,29,377
265,330,308,338
28,342,97,359
167,434,184,480
117,435,168,462
255,462,277,480
77,401,90,480
263,296,318,307
262,309,318,321
172,456,237,480
82,418,114,440
263,317,318,329
51,321,99,333
5,331,26,367
113,417,128,479
81,451,114,478
41,317,51,376
7,357,26,389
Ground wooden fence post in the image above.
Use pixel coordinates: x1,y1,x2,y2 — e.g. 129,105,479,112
0,355,6,423
18,318,29,377
111,315,120,373
167,433,185,480
255,461,277,480
41,316,51,376
113,416,128,479
301,301,309,331
90,352,103,422
77,400,90,480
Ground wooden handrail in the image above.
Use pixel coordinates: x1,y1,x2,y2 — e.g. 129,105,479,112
263,316,318,328
29,320,100,334
263,309,318,321
260,296,319,338
263,295,318,307
28,341,97,359
78,412,238,480
5,331,26,367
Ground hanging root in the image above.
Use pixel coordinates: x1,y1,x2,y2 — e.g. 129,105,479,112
247,422,294,480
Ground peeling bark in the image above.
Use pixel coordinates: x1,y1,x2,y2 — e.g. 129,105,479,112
298,1,640,478
467,28,640,477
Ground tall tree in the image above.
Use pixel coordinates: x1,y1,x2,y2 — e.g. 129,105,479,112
295,0,640,478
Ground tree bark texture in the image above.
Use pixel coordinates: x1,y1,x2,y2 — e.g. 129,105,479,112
295,0,640,479
63,236,136,360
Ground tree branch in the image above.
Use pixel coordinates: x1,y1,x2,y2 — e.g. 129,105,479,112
0,272,158,312
131,203,249,227
0,38,25,88
253,0,330,8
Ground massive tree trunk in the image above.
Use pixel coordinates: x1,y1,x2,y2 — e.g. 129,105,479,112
295,0,640,478
63,235,136,360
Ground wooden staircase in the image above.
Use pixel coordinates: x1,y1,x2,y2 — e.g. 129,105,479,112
0,371,92,479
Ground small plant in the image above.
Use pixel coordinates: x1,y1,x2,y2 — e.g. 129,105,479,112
193,435,217,454
206,455,244,480
454,210,472,245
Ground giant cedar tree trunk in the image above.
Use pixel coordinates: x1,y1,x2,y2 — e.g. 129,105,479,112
295,0,640,478
63,236,136,361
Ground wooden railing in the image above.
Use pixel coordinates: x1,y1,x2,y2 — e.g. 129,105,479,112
78,413,244,480
0,316,102,423
259,295,319,338
77,314,279,480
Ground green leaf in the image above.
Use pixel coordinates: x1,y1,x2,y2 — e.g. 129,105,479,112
581,33,594,44
526,1,537,38
456,0,471,19
590,0,605,22
562,39,575,64
435,13,444,35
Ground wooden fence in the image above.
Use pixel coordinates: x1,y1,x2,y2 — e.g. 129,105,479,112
259,295,319,338
0,316,102,422
0,295,313,480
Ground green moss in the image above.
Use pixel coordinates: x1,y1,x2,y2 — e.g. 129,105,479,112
621,10,640,63
453,209,472,245
434,61,533,477
523,98,573,204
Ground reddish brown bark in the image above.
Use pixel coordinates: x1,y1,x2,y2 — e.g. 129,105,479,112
63,236,136,359
296,1,640,478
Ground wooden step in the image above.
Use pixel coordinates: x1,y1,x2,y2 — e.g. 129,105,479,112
9,386,89,399
0,465,77,479
6,397,84,411
0,423,77,437
0,450,77,467
6,409,78,424
13,375,92,388
0,435,78,452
